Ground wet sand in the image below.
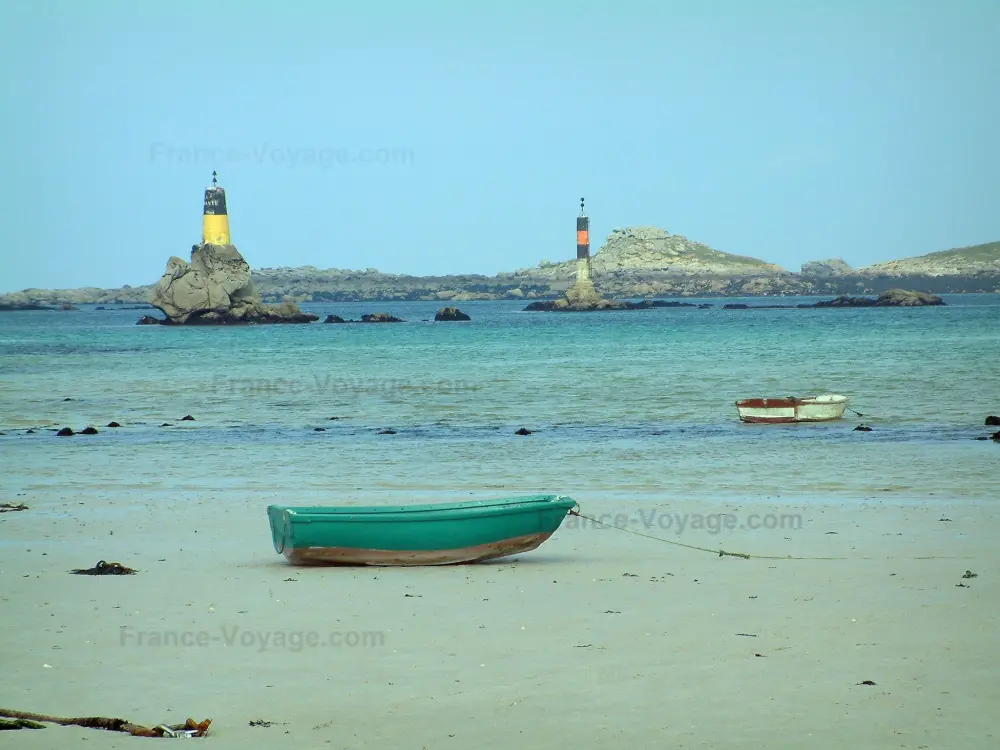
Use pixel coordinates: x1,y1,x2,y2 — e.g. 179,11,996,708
1,493,998,749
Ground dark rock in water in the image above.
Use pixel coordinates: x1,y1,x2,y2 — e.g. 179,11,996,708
314,427,326,432
523,301,557,311
623,299,697,309
107,421,121,427
985,415,1000,426
71,560,136,575
377,428,397,435
80,426,99,435
523,299,625,311
63,397,73,402
814,295,878,308
698,303,714,309
136,315,165,325
361,312,403,323
324,314,346,323
727,289,948,311
993,431,1000,443
160,422,172,427
56,427,74,436
434,306,471,321
515,427,533,435
95,306,106,310
854,424,873,432
184,304,319,325
180,415,195,421
329,416,341,420
812,290,945,307
25,429,35,434
875,289,945,306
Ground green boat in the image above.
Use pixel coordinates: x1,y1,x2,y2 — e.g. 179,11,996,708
266,494,578,566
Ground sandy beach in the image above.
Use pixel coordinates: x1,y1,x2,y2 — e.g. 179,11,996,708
2,491,997,749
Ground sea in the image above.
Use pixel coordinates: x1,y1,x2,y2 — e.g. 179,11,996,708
1,295,998,511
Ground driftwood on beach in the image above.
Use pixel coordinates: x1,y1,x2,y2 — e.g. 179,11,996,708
0,709,211,737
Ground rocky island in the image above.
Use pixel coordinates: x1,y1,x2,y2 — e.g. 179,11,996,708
142,243,318,325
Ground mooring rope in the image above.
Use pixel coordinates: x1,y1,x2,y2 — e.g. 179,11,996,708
567,509,971,562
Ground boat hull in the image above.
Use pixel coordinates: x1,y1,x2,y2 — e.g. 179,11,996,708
267,495,577,567
284,531,555,566
736,394,849,424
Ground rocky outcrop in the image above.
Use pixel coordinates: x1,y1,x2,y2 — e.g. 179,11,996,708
147,244,318,324
524,277,626,311
434,306,471,321
872,289,945,306
801,258,852,276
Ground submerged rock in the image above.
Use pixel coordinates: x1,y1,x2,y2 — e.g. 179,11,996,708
985,415,1000,426
80,426,99,435
323,314,346,323
361,313,403,323
56,427,74,436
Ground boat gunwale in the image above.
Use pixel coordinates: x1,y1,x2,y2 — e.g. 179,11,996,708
268,494,576,520
735,394,848,409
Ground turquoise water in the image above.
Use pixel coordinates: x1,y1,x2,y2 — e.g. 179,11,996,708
1,295,998,504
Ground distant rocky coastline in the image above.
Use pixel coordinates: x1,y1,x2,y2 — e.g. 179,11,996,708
2,233,997,308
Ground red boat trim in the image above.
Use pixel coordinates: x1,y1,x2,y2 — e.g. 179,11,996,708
736,398,800,408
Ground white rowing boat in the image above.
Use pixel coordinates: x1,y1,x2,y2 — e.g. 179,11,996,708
735,394,849,424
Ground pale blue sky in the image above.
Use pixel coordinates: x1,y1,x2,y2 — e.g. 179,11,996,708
2,0,998,292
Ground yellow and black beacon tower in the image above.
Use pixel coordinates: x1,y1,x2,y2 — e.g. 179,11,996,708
576,197,591,282
202,170,231,245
